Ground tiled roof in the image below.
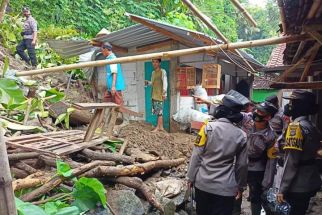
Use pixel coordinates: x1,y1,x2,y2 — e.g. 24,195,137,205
266,43,286,67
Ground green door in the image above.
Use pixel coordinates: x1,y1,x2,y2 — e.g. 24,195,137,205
144,61,170,131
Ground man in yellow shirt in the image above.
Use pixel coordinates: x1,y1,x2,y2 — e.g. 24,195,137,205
145,59,168,132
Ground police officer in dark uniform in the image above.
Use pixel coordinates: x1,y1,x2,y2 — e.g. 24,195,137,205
187,95,248,215
16,7,38,67
276,90,321,215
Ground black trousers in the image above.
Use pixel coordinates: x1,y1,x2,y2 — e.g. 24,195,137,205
195,187,234,215
247,171,265,215
286,191,317,215
16,39,37,66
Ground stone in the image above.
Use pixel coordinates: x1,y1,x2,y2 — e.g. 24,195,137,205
106,190,145,215
155,178,184,198
171,190,186,207
177,210,189,215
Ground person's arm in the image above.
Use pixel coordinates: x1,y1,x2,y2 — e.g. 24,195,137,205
110,64,118,94
235,135,248,192
31,19,37,46
162,69,168,100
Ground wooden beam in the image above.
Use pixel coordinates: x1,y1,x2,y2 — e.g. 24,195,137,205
229,0,257,27
280,42,322,81
270,81,322,89
15,34,311,77
0,129,18,215
136,39,173,53
292,40,307,64
300,42,321,81
307,0,321,19
261,63,322,73
277,0,287,34
127,14,196,47
303,24,322,32
308,31,322,45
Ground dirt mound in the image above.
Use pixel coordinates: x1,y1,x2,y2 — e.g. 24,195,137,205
118,121,194,160
0,45,28,70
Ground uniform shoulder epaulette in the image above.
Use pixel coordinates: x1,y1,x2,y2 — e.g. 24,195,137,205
284,122,304,151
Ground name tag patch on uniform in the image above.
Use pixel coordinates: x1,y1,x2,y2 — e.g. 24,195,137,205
284,122,303,151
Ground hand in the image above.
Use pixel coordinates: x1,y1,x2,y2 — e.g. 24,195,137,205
162,95,166,100
187,181,193,188
192,95,207,104
31,40,36,46
235,190,242,200
111,86,116,95
144,80,149,86
277,193,285,203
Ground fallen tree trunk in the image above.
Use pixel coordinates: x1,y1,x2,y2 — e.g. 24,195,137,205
8,152,39,161
82,149,134,164
20,160,113,201
125,148,159,163
15,162,38,174
83,158,185,178
109,177,164,213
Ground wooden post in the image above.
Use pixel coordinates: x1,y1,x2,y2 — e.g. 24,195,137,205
0,128,18,215
300,43,321,81
16,34,310,77
277,0,287,34
0,0,9,23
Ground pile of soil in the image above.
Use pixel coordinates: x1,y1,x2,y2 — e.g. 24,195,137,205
118,121,195,160
0,45,28,70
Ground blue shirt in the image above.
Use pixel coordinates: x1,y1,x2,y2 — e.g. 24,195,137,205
106,53,125,91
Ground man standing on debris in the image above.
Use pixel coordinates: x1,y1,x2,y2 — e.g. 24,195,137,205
101,42,125,105
187,95,248,215
16,7,37,67
145,59,168,132
245,101,277,215
276,90,321,215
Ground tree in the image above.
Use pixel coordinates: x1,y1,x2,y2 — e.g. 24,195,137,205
0,0,9,23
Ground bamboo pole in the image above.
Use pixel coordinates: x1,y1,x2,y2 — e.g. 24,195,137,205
16,34,310,77
0,128,18,215
229,0,257,27
181,0,257,73
307,0,321,19
270,81,322,89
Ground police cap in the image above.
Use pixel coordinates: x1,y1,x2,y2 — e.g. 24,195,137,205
283,90,316,104
222,95,243,113
265,95,278,105
256,101,278,117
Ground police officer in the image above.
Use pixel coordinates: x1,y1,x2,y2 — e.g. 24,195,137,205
276,90,321,215
16,7,37,67
265,95,285,135
187,95,248,215
246,101,277,215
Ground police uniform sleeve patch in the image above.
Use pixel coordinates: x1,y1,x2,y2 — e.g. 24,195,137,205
195,123,207,147
284,122,303,151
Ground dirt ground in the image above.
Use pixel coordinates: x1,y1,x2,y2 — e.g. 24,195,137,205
118,121,195,160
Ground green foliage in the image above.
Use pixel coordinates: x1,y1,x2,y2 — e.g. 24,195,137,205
0,14,23,53
42,88,65,103
44,201,79,215
56,160,73,177
72,177,107,211
16,197,47,215
103,139,123,153
0,78,26,105
54,107,75,129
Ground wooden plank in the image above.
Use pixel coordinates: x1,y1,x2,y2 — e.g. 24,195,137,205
106,108,118,137
136,39,173,53
300,43,321,81
72,102,119,110
309,31,322,45
270,81,322,89
84,109,104,142
202,64,221,89
56,137,109,155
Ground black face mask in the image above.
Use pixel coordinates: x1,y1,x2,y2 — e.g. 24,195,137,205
283,104,292,117
252,112,266,122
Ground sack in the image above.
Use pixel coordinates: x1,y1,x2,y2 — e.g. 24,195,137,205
173,107,211,125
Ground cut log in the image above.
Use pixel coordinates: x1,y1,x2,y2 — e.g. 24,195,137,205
109,177,163,213
10,168,29,179
8,152,40,161
83,158,185,178
118,139,128,155
39,155,83,169
20,160,114,201
12,172,50,191
15,162,38,174
82,149,134,164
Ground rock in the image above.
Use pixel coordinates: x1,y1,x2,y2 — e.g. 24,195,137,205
85,207,110,215
107,190,145,215
172,190,186,207
177,210,189,215
155,189,176,215
155,178,184,198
